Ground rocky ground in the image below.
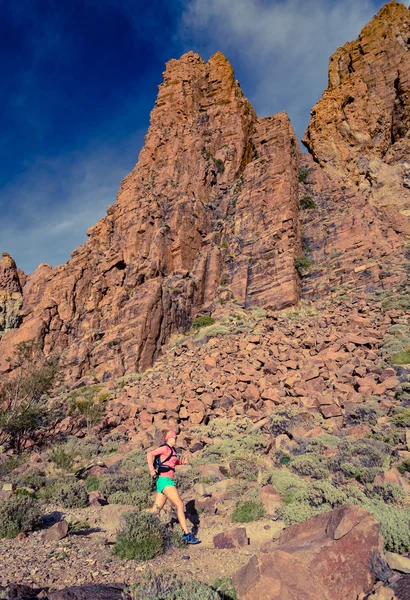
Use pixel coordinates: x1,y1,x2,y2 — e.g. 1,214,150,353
0,285,408,599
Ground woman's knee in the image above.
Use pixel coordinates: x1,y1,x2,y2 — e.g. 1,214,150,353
174,499,184,511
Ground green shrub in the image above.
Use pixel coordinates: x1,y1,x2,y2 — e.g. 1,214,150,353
270,407,300,437
127,569,220,600
365,483,406,504
175,468,201,493
391,350,410,365
269,469,307,495
192,316,215,331
330,439,390,473
0,496,41,538
119,449,147,472
290,455,329,479
113,512,166,561
232,499,265,523
17,468,47,492
347,405,378,425
280,502,329,526
49,445,76,470
99,474,131,496
305,480,347,507
85,476,100,492
297,168,309,183
300,196,316,209
68,519,90,533
55,481,88,508
194,417,253,440
101,432,128,454
364,501,410,553
109,490,151,510
66,436,102,460
233,457,259,481
294,256,312,274
212,578,238,600
196,325,229,340
398,459,410,474
391,409,410,428
0,340,58,452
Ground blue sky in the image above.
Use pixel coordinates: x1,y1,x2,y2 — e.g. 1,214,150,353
0,0,396,273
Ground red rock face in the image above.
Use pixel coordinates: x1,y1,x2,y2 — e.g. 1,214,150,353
0,53,301,379
233,504,383,600
303,1,410,220
1,3,409,383
0,253,23,336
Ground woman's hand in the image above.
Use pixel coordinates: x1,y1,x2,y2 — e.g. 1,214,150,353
181,457,189,465
149,468,156,477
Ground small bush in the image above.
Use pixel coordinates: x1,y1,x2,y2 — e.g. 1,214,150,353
330,438,391,473
192,316,215,331
0,496,41,538
300,196,316,209
297,168,309,183
0,340,59,452
67,436,102,460
99,474,131,496
294,256,312,274
280,502,329,526
85,476,100,492
17,468,47,492
391,409,410,428
347,405,378,425
127,569,220,600
269,469,307,495
213,578,238,600
233,457,259,482
232,499,265,523
113,512,166,561
194,417,253,440
55,481,88,508
109,490,151,510
175,468,201,493
391,350,410,365
49,445,76,470
305,480,348,507
398,459,410,474
290,455,329,479
196,325,229,340
270,407,300,437
365,501,410,553
366,483,406,505
119,449,148,472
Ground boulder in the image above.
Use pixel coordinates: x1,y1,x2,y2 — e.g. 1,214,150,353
259,485,281,515
43,521,69,542
386,552,410,574
233,504,383,600
214,527,248,549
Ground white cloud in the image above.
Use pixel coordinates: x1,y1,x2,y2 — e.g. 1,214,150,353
179,0,387,138
0,130,145,274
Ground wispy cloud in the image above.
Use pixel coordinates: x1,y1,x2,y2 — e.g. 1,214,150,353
179,0,388,138
0,130,145,274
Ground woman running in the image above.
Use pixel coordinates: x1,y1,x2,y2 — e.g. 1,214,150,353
147,430,200,544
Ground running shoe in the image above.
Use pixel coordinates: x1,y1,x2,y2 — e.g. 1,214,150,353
182,532,200,544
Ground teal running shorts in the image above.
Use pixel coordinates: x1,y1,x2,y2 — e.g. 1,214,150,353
156,476,176,493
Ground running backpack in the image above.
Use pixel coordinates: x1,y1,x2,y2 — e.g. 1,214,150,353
153,444,176,476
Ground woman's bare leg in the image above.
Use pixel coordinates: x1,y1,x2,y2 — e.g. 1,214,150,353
149,492,167,514
162,486,188,534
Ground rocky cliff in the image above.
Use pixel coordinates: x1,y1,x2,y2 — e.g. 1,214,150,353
1,2,409,382
303,0,410,219
0,253,23,335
